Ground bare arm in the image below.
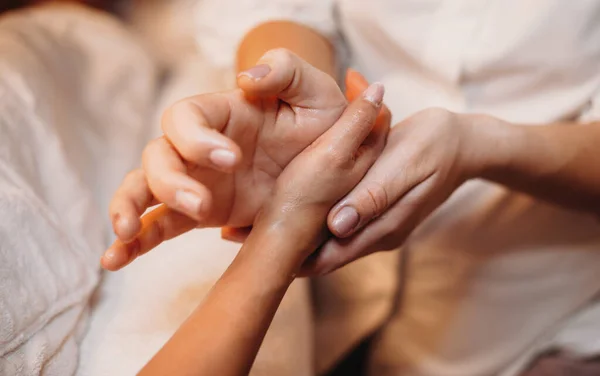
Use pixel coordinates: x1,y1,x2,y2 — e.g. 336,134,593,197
137,223,305,376
237,21,336,76
471,117,600,215
306,109,600,275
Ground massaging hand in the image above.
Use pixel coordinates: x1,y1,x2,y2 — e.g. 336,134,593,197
103,49,350,270
302,107,486,275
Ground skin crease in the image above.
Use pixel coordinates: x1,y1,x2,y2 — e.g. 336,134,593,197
138,83,389,376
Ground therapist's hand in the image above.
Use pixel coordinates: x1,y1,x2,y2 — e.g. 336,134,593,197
103,49,347,270
302,108,491,275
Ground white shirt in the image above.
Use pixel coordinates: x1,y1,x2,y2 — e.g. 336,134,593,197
194,1,600,375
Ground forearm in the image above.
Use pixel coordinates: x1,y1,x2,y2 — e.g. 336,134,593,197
139,214,321,376
237,20,336,77
464,115,600,215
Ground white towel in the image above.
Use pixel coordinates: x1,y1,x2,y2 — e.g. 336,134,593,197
0,4,159,375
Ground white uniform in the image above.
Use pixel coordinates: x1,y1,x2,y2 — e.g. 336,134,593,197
194,1,600,375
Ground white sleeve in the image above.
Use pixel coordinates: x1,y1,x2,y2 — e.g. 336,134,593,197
193,0,337,68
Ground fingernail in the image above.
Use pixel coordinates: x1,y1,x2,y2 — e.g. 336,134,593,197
238,64,271,80
209,149,236,169
101,246,127,271
331,206,360,237
116,216,138,239
175,190,203,216
363,82,384,107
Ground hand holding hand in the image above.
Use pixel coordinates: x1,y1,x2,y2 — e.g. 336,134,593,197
304,108,489,275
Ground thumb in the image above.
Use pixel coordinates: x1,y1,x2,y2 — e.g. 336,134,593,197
345,68,392,125
237,48,346,110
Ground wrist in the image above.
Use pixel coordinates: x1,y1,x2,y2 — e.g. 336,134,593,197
238,207,328,278
457,113,519,180
259,204,328,255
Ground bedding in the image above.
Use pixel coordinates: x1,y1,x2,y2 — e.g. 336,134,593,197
0,2,398,375
0,4,158,374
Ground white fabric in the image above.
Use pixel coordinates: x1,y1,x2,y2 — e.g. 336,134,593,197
193,1,600,375
0,4,158,374
194,0,337,68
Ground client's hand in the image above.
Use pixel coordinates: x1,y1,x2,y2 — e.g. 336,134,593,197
103,49,348,270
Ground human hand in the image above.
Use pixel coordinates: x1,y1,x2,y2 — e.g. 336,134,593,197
252,82,389,270
214,71,480,276
220,69,392,243
302,108,489,275
102,49,348,271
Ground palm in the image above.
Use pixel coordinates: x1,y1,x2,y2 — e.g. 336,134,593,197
188,89,345,228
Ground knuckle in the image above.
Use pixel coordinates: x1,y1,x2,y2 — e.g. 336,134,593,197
323,145,353,169
160,100,183,134
160,107,171,134
140,162,164,197
416,107,455,127
162,99,190,128
171,140,198,163
352,106,376,124
124,169,145,185
262,48,295,64
141,145,155,168
361,181,389,218
142,137,161,160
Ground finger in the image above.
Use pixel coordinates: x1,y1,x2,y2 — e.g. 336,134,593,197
108,169,153,241
162,95,242,172
220,226,252,243
302,174,438,276
325,70,393,238
101,205,197,271
319,82,385,159
345,68,392,128
237,48,346,111
327,140,428,238
142,136,212,221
